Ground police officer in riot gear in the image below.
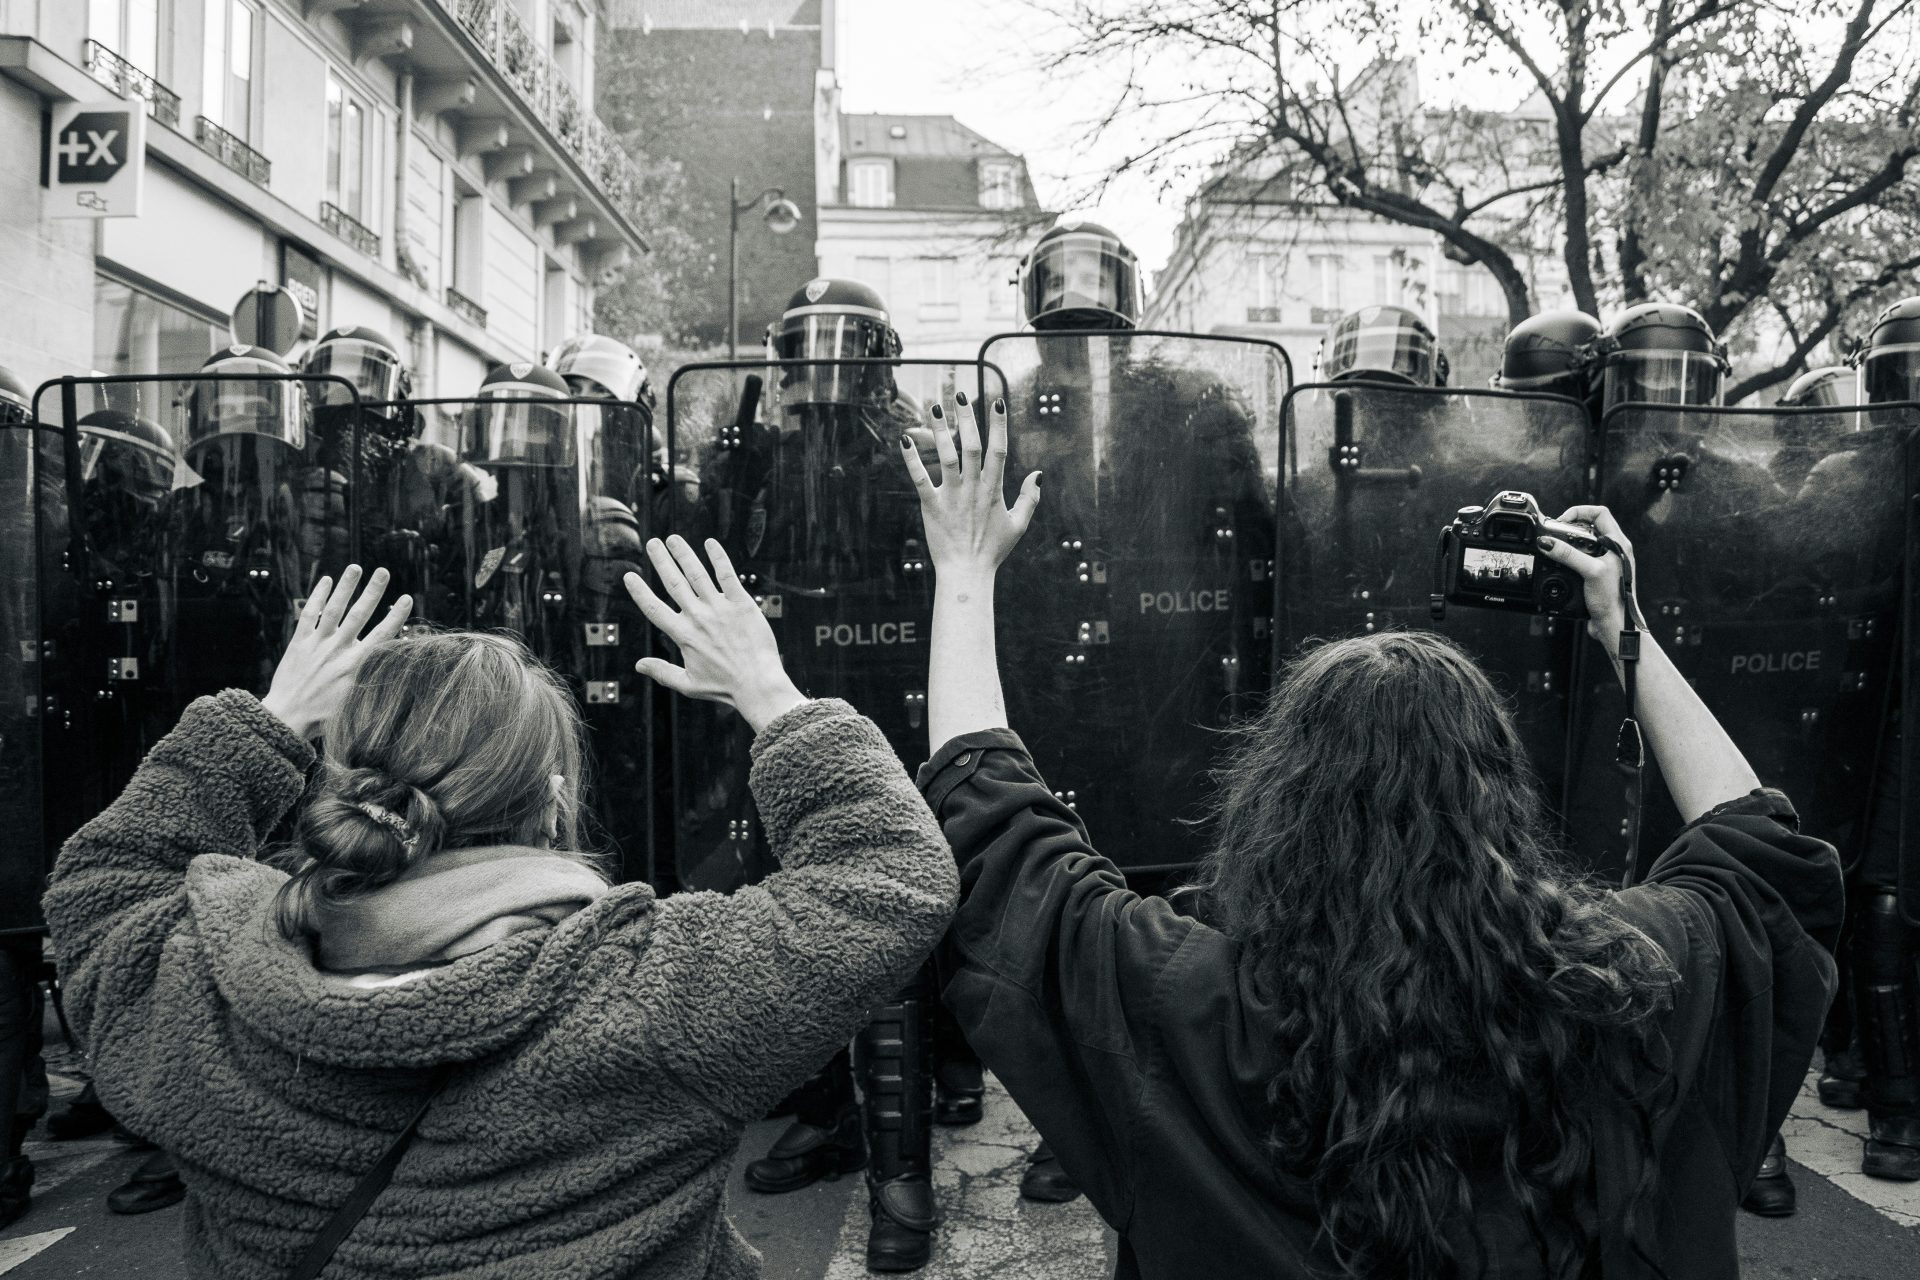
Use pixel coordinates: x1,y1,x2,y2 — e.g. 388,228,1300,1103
731,279,959,1270
1772,365,1862,493
1492,311,1604,402
1822,296,1920,1182
1320,303,1450,387
1585,302,1729,416
1018,220,1143,331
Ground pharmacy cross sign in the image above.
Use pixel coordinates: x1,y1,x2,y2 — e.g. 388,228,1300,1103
54,112,128,182
46,100,145,219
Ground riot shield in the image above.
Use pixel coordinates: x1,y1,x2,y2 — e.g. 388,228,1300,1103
0,411,45,933
380,394,658,888
664,358,1005,893
979,331,1291,874
1564,401,1913,884
1278,381,1594,829
31,372,360,871
1905,419,1919,927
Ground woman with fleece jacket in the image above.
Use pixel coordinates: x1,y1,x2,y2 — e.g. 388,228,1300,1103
42,547,958,1279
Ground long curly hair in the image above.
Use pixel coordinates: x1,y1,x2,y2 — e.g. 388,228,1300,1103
1190,631,1676,1277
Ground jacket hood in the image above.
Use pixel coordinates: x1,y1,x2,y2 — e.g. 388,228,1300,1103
184,853,658,1069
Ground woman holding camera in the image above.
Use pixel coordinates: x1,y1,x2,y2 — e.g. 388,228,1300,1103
42,556,957,1278
900,395,1842,1278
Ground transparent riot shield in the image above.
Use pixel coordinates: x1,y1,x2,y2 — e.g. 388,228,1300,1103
31,372,359,868
1564,401,1913,884
980,331,1291,874
1278,382,1594,828
0,410,47,933
664,359,1005,893
381,394,658,887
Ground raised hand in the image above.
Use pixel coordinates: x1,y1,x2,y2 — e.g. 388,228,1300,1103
261,566,413,739
899,391,1041,581
624,535,806,733
1539,505,1643,656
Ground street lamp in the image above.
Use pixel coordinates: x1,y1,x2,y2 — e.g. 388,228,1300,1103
728,177,803,360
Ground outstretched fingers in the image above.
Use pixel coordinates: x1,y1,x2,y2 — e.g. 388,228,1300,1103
623,570,687,643
704,539,748,600
900,434,936,492
1007,470,1042,540
954,389,982,480
664,534,717,599
365,593,414,644
317,564,364,635
928,400,960,483
634,656,695,696
983,395,1010,491
645,538,696,609
338,567,392,638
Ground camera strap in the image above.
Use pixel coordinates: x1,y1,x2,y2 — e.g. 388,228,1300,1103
1600,536,1647,889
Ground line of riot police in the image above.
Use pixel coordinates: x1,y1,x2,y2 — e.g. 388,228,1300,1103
0,228,1914,1266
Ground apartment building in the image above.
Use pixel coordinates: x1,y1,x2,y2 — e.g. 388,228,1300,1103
0,0,646,398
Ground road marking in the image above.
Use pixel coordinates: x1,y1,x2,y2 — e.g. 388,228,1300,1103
17,1139,122,1199
0,1229,75,1275
1782,1068,1920,1228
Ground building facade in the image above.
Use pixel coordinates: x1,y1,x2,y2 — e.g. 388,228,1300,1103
817,112,1043,362
1146,65,1574,388
0,0,645,400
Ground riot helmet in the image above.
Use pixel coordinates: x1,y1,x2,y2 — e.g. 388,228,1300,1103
553,333,654,410
1778,366,1858,409
1492,311,1602,401
302,325,410,412
768,278,902,407
187,345,307,451
1587,303,1727,415
466,361,574,466
0,363,30,426
1852,296,1920,405
1320,305,1449,387
1019,222,1142,332
77,409,175,504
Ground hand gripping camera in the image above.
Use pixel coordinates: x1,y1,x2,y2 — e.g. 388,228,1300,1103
1431,491,1602,620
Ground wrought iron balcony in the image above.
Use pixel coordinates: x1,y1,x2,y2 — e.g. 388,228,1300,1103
1246,306,1284,323
445,286,488,328
437,0,640,211
83,40,181,128
320,202,382,258
193,117,271,187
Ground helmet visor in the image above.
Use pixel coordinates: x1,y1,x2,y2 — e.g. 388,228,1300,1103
1602,351,1722,410
774,313,896,405
306,339,403,407
0,392,28,427
1860,344,1920,407
78,428,176,498
466,395,576,466
190,378,306,449
1023,235,1140,328
1325,322,1436,386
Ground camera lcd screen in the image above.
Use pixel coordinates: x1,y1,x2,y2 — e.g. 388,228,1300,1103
1460,547,1534,593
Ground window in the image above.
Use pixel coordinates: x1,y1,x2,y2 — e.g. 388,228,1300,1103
326,75,374,226
1372,255,1401,307
918,257,958,321
1308,254,1343,318
979,161,1020,210
986,259,1016,317
451,185,487,297
93,275,222,382
90,0,160,76
848,159,894,209
202,0,257,139
851,255,892,299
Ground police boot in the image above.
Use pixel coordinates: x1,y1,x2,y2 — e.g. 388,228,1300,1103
1854,890,1920,1181
1740,1133,1796,1216
0,1155,30,1230
1819,1042,1867,1110
858,975,938,1272
933,1058,983,1127
46,1082,113,1141
1019,1139,1083,1204
745,1049,864,1194
106,1149,184,1215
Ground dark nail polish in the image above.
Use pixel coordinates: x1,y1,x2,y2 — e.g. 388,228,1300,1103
1035,472,1043,488
1537,536,1555,550
930,403,943,420
900,434,912,449
956,390,969,405
994,397,1005,413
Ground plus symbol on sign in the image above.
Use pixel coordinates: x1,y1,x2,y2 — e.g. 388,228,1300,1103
56,129,119,168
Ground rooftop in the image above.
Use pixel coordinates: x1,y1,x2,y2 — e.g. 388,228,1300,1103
842,113,1020,159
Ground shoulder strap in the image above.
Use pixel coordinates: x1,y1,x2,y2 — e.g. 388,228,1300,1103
289,1064,453,1280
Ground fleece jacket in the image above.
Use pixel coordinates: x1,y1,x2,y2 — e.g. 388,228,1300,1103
43,690,958,1280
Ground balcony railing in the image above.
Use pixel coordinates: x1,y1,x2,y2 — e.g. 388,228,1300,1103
193,117,271,187
437,0,641,212
1310,306,1343,324
1246,306,1284,324
83,40,181,128
445,286,488,328
320,202,382,258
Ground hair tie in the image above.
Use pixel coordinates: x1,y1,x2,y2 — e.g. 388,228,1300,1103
354,801,415,847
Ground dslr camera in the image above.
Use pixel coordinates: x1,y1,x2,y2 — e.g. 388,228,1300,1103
1432,491,1602,620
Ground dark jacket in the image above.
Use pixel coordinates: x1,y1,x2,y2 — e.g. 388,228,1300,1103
44,691,957,1280
918,730,1842,1280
